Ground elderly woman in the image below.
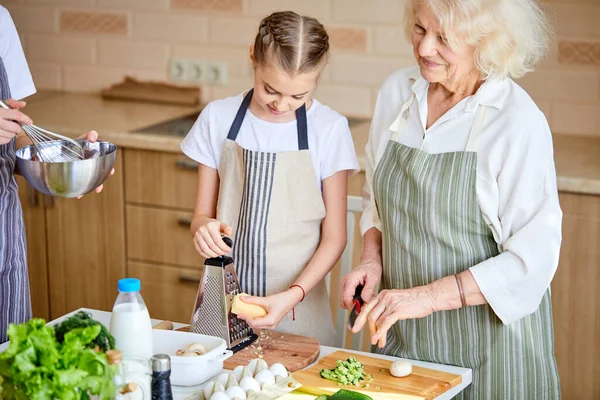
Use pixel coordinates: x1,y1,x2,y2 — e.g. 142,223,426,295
340,0,560,398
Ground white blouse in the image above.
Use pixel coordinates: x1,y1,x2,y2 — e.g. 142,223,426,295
361,66,562,325
0,6,36,100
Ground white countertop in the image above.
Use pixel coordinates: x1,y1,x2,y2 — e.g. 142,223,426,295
3,308,470,400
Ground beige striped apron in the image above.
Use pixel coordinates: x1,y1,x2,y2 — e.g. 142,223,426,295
372,95,560,398
215,89,335,345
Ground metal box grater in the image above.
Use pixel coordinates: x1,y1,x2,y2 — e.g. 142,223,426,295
189,237,257,352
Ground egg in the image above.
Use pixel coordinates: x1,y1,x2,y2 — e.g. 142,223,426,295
246,359,260,375
268,363,288,379
203,381,216,399
239,377,261,394
254,369,275,388
225,386,246,400
233,365,245,382
215,373,231,387
209,391,230,400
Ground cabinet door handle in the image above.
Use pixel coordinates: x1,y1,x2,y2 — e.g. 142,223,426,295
175,160,198,171
178,216,193,228
27,185,38,207
179,275,202,284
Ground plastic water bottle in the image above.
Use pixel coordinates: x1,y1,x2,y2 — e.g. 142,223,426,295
109,278,153,360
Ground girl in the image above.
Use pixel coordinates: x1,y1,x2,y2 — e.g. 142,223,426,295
181,11,359,345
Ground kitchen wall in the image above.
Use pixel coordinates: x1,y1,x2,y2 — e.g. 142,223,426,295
4,0,600,136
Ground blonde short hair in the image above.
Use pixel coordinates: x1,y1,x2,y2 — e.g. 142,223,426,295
404,0,553,79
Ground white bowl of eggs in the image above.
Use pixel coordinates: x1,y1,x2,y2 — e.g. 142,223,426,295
201,358,298,400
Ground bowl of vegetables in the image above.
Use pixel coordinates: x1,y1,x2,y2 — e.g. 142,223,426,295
0,312,122,400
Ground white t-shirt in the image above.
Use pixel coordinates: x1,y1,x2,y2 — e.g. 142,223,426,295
181,93,360,183
362,66,562,326
0,6,36,100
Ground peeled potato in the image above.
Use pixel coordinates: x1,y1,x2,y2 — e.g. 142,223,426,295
231,293,267,318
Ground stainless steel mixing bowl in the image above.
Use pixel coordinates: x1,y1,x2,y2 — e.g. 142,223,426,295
16,139,117,198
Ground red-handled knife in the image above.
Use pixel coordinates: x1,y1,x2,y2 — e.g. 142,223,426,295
347,284,364,330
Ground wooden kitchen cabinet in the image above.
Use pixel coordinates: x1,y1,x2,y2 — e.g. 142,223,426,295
123,148,205,322
128,261,202,323
126,205,202,268
552,193,600,400
16,176,49,320
124,148,197,210
18,152,127,320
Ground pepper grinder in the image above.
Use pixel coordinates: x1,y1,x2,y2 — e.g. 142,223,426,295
151,354,173,400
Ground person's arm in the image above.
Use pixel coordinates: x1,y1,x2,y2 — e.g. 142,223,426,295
340,227,383,309
190,164,232,258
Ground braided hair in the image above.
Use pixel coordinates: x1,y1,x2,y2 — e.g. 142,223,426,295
253,11,329,76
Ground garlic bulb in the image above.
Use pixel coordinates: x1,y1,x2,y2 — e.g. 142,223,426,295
390,360,412,377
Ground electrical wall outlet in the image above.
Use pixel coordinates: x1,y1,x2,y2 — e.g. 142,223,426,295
206,61,228,86
169,58,188,81
168,58,228,85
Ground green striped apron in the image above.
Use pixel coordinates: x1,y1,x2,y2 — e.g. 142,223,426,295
372,95,560,399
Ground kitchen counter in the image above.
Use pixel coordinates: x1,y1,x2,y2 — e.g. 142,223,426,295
17,307,471,400
22,91,600,196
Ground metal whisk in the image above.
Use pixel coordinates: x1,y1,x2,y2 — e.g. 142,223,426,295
0,100,84,163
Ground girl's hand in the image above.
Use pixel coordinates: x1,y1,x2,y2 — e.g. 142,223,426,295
340,259,383,310
352,286,436,348
75,130,115,198
0,99,31,145
236,289,303,330
193,219,232,258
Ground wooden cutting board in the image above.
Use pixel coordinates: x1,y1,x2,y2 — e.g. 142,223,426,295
292,351,462,400
176,326,320,372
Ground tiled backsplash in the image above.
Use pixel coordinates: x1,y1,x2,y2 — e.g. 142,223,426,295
4,0,600,136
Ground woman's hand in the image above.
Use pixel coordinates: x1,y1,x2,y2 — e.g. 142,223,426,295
352,286,437,348
193,218,232,258
340,259,383,310
0,99,32,145
75,130,115,198
236,289,303,330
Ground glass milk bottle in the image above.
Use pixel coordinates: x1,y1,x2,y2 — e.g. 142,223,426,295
109,278,153,360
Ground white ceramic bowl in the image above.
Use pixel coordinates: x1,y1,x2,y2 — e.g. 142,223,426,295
152,330,233,387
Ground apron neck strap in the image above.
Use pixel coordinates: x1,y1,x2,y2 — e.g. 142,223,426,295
226,88,254,141
295,103,308,150
465,105,487,152
227,88,309,151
